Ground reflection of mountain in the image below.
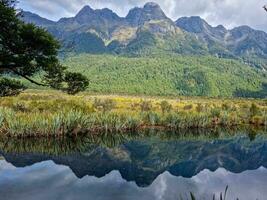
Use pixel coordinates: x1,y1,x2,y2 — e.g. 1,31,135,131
1,160,266,200
1,135,267,187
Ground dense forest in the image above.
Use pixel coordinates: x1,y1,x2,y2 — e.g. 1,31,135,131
61,54,267,97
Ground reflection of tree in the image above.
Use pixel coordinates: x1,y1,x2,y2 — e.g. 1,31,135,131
0,127,266,155
264,5,267,12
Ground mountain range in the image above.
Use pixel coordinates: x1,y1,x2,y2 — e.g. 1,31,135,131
21,2,267,65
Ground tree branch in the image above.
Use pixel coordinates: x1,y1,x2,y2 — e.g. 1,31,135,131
1,67,49,87
12,69,48,87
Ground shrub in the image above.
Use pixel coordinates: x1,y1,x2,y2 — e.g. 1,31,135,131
250,116,264,125
210,108,221,118
0,78,26,97
250,103,259,117
140,100,152,112
196,103,205,113
64,72,89,95
160,100,172,114
184,104,193,111
131,102,140,110
12,102,29,112
0,108,5,127
222,103,231,111
93,98,116,112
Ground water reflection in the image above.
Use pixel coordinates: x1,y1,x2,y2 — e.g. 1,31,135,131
0,128,267,200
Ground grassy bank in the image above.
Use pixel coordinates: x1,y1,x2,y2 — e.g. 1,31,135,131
0,90,266,137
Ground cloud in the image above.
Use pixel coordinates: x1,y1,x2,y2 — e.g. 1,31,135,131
18,0,267,31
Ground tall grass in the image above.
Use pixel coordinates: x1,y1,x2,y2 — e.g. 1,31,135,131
0,91,266,137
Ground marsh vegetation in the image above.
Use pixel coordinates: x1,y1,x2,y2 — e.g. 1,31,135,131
0,90,266,137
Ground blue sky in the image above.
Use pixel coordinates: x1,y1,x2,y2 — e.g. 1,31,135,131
18,0,267,31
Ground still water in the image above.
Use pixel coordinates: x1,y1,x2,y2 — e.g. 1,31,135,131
0,129,267,200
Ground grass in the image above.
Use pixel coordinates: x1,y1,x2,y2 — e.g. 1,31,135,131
0,90,266,137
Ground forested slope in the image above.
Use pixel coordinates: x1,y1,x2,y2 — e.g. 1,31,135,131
64,54,267,97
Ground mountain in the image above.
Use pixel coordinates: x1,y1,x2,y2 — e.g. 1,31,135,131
56,5,126,39
20,2,267,63
126,2,170,26
18,3,206,56
176,17,267,60
20,11,55,26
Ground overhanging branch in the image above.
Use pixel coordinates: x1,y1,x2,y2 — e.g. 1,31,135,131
12,69,49,87
1,67,49,87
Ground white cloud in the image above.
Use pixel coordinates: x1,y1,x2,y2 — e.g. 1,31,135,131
18,0,267,31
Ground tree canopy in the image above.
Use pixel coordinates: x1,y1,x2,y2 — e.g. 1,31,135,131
0,0,89,96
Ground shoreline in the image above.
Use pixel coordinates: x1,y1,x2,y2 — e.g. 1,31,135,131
0,123,266,139
0,91,266,138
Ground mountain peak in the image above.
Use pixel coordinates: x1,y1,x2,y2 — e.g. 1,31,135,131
144,2,161,9
175,16,210,33
126,2,168,26
215,25,227,31
72,5,122,26
19,11,55,26
75,5,94,17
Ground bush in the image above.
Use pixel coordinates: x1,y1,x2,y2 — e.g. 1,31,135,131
250,116,264,125
210,107,221,118
184,104,193,110
160,100,172,114
64,72,89,95
93,98,116,112
0,78,26,97
12,102,29,112
250,103,259,117
222,103,231,111
140,100,152,112
196,103,205,113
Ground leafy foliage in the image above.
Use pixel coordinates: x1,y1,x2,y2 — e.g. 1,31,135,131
64,72,89,95
0,78,26,97
0,0,89,96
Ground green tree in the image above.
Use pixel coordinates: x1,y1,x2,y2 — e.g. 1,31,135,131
64,72,89,95
0,77,26,96
0,0,89,96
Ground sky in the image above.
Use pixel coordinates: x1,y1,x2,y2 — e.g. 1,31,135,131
18,0,267,31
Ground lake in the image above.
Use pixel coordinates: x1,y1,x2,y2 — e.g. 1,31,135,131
0,128,267,200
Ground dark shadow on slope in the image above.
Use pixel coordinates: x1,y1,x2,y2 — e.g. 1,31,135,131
234,83,267,98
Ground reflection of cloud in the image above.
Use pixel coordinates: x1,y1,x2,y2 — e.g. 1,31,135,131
18,0,267,31
0,160,16,171
0,160,267,200
153,173,167,200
